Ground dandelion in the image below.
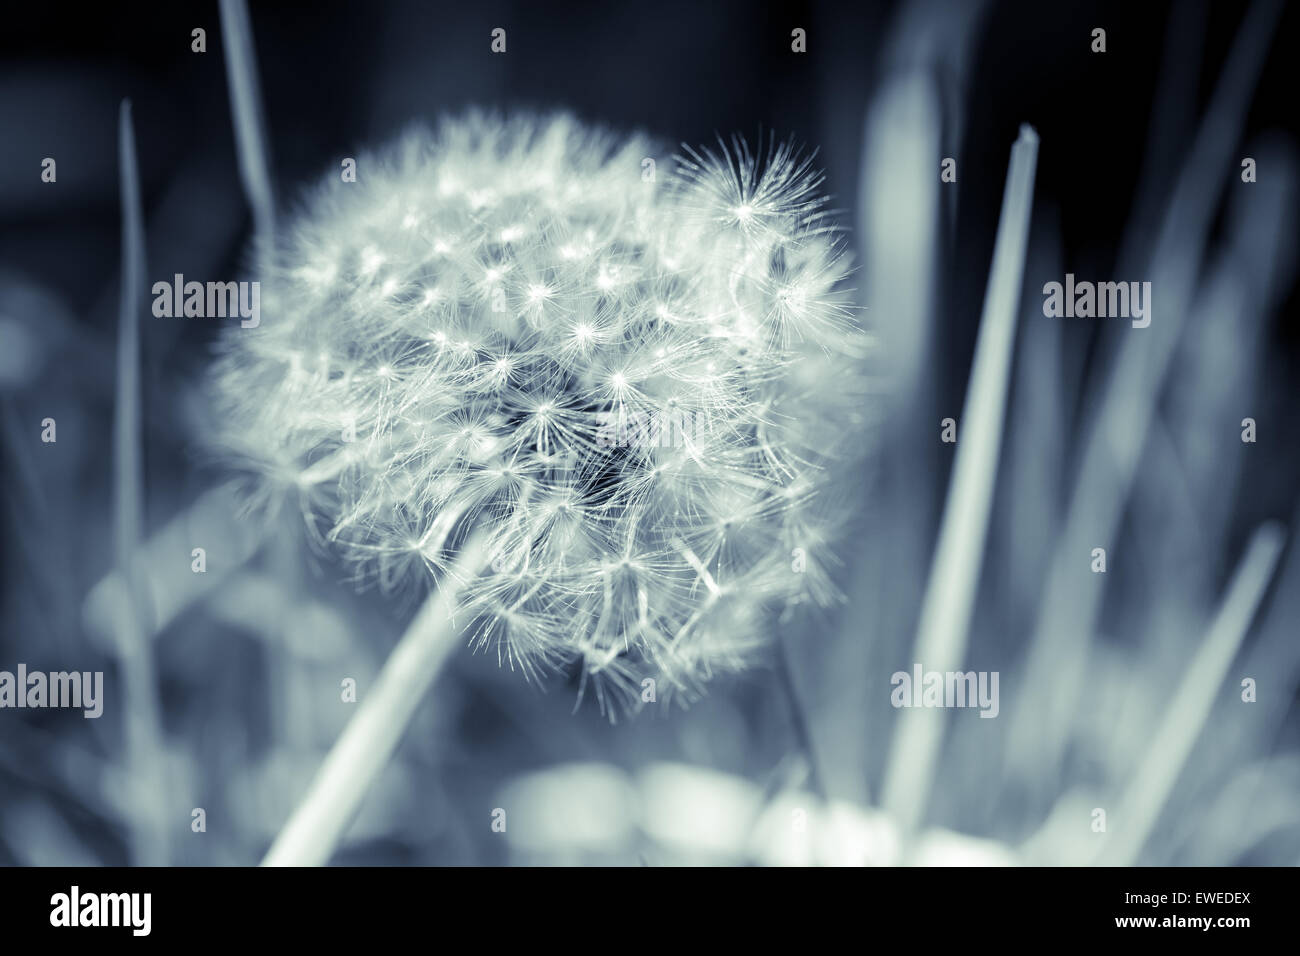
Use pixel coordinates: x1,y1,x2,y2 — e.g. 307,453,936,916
211,112,868,864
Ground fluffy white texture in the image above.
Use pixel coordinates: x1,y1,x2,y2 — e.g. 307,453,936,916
212,112,869,706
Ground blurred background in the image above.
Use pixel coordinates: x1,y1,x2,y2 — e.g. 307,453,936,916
1,0,1298,865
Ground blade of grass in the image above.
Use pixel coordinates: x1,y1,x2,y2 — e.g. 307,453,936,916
1005,0,1285,792
219,0,276,248
115,99,169,866
83,484,264,646
879,125,1038,840
841,70,943,808
1097,522,1285,866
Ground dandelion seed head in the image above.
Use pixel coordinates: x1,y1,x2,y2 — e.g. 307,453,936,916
211,111,869,705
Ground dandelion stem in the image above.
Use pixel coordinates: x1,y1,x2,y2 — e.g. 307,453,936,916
880,125,1038,841
774,633,828,803
262,531,490,866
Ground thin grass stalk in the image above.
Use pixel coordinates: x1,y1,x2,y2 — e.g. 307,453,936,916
1098,523,1285,866
219,0,276,249
83,485,263,643
115,100,169,866
845,70,943,807
1005,0,1284,789
880,124,1038,840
